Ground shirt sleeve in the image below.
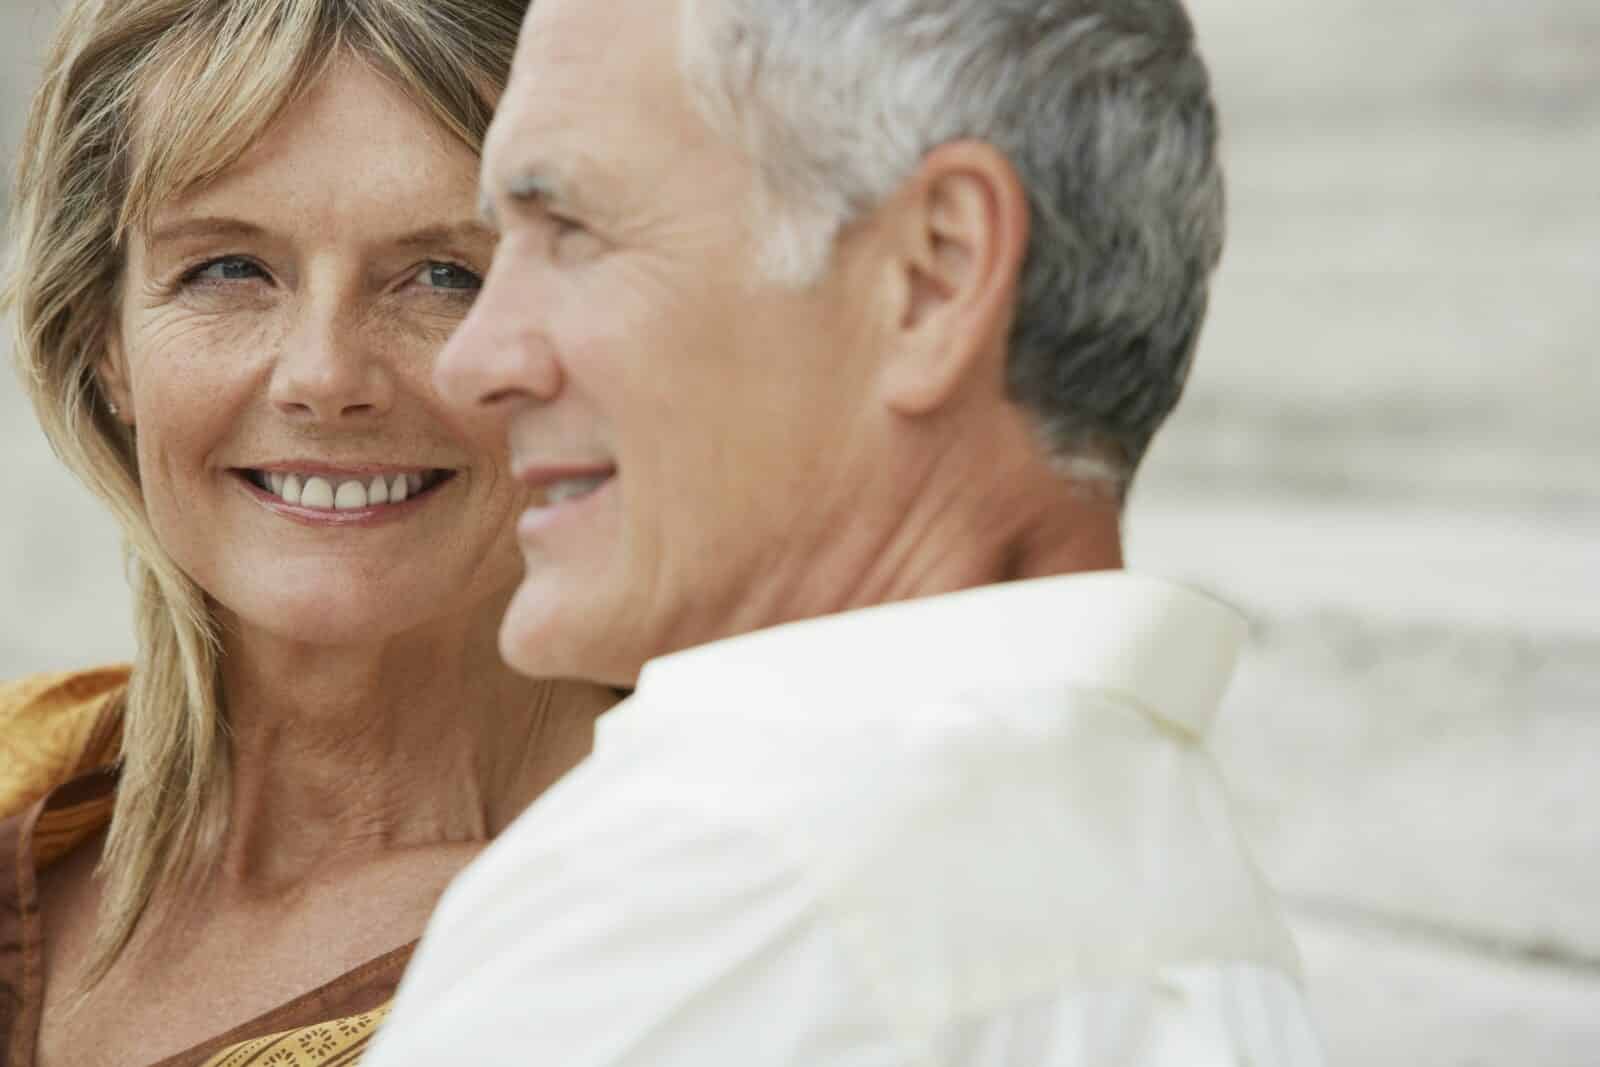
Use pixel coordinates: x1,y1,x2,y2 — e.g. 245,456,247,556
362,761,1324,1067
935,964,1326,1066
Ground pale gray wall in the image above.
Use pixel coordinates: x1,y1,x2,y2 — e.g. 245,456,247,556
2,1,1596,1063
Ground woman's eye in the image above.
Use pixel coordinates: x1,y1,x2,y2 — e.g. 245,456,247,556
185,256,266,284
417,262,483,292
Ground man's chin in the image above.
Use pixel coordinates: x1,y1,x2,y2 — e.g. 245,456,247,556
497,576,638,687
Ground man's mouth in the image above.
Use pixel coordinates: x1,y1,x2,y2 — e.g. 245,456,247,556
239,468,455,511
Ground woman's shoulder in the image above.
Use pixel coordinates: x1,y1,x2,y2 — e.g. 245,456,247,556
0,665,129,718
0,665,129,822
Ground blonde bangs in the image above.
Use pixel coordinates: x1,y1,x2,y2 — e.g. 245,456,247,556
119,0,508,238
120,0,333,236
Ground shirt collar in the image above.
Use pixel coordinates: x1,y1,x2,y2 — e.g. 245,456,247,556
636,571,1247,740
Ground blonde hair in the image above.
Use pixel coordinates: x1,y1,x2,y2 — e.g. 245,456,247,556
5,0,525,982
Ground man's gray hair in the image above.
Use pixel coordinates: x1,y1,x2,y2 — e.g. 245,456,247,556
681,0,1225,490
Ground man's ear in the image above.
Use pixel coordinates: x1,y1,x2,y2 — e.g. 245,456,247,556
98,327,135,425
877,140,1029,417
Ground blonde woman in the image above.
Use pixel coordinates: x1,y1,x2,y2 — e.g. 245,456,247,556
0,1,617,1064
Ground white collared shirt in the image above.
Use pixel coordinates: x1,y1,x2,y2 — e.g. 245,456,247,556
367,572,1324,1066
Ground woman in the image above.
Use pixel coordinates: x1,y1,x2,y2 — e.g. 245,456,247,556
1,1,617,1064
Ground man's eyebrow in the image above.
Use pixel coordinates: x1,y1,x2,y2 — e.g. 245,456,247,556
480,168,572,229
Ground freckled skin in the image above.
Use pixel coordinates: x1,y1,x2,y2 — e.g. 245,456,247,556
107,57,527,649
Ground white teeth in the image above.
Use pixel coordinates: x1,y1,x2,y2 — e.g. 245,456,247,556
301,476,334,510
334,480,369,510
547,476,609,505
263,470,428,509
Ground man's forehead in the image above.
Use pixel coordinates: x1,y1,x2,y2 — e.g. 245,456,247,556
489,0,691,190
500,0,676,135
517,0,665,71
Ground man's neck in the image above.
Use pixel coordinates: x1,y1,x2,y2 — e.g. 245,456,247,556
720,417,1125,640
840,464,1123,612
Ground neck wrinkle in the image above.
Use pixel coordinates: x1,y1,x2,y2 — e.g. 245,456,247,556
805,417,1126,622
206,606,610,895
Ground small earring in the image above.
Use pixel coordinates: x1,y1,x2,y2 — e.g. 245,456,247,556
107,400,119,416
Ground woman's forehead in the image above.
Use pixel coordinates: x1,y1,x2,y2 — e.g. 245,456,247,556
120,35,338,236
124,47,484,243
137,67,486,254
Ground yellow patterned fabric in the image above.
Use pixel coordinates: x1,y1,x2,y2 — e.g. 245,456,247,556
1,670,402,1066
0,667,127,807
200,1004,392,1067
0,667,126,860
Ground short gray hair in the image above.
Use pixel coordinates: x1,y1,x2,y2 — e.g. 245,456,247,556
682,0,1225,490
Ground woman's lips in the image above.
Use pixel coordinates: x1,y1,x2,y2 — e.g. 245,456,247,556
234,468,457,524
243,467,452,510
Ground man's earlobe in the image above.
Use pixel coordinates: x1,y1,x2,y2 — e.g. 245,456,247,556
880,140,1030,418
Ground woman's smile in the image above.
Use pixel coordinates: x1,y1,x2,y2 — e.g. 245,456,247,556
92,52,532,644
233,464,460,527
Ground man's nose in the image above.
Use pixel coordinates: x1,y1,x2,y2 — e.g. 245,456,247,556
269,307,396,421
434,262,564,419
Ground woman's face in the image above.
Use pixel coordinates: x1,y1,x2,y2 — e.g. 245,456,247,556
105,57,525,649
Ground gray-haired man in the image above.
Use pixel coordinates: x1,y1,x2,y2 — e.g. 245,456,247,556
367,1,1324,1063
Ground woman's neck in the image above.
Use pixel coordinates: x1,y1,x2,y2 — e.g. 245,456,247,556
210,607,615,896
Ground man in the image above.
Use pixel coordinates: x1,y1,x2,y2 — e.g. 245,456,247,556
366,0,1324,1063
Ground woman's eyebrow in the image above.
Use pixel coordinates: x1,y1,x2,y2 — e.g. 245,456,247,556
145,215,266,246
145,216,494,252
391,221,499,250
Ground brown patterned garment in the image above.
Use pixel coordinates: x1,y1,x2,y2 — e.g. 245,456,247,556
0,670,408,1067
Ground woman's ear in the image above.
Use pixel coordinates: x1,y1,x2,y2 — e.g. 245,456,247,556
98,330,134,425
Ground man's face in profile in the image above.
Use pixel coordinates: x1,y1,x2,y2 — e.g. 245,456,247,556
439,0,891,685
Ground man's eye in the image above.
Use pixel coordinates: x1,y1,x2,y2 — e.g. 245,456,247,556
185,256,266,284
418,262,483,292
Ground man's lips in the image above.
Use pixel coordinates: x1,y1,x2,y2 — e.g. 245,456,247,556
513,463,617,503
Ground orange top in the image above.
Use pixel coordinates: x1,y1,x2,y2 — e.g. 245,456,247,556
0,669,406,1067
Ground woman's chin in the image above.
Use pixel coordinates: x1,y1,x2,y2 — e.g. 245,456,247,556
220,591,443,652
202,556,521,656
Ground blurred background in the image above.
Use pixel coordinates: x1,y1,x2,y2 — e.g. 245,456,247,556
2,0,1596,1062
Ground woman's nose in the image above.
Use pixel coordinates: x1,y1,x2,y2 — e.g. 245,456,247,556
269,308,396,421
